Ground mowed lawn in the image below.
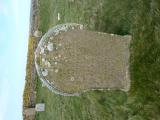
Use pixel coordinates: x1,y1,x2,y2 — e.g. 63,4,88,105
35,0,160,120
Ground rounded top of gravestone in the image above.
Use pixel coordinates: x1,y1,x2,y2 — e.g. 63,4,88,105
35,23,131,96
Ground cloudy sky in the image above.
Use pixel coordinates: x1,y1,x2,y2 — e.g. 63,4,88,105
0,0,30,120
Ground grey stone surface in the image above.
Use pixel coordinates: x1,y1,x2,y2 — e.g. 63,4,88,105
35,23,131,96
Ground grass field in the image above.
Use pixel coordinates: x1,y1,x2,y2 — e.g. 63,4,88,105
35,0,160,119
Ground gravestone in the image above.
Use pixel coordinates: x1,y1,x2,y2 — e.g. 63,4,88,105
35,103,45,112
35,23,131,96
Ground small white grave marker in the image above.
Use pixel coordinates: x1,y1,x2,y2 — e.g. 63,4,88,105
35,103,45,112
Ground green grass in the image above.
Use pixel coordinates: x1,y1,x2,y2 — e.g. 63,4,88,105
36,80,128,120
35,0,160,120
39,0,132,35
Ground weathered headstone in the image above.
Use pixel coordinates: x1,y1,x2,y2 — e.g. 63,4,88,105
35,23,131,96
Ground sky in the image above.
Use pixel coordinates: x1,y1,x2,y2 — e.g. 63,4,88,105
0,0,30,120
